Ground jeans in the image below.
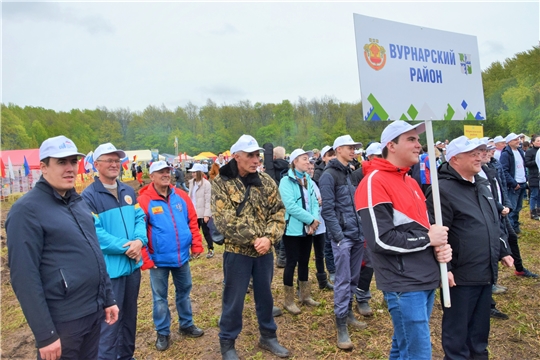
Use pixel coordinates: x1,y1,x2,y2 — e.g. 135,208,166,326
176,181,189,191
38,311,101,360
282,235,313,286
219,252,276,340
198,218,214,251
529,186,539,210
312,233,326,274
331,238,364,317
441,285,491,360
150,264,194,335
324,231,335,274
507,183,527,228
383,290,435,360
99,269,141,360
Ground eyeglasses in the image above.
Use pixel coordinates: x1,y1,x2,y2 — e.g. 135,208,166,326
96,159,121,165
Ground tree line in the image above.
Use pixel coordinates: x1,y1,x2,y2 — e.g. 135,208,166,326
2,47,538,155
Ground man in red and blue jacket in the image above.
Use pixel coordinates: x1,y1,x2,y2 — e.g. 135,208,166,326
138,161,204,352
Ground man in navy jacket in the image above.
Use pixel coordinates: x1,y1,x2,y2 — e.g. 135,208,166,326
7,136,119,360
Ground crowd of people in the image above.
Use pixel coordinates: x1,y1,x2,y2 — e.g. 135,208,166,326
5,124,539,360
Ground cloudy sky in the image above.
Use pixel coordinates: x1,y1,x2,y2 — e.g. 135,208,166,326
2,1,539,112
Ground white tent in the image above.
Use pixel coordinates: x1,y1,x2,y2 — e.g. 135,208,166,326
124,150,165,163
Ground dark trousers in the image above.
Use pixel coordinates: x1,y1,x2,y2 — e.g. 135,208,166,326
99,269,141,360
505,216,524,272
38,311,101,360
219,252,277,340
282,235,313,286
198,218,214,251
312,233,326,274
442,284,491,360
324,231,336,274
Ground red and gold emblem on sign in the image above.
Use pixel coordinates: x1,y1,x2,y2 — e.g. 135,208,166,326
363,39,386,71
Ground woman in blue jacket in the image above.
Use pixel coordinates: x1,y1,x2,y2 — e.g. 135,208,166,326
278,149,321,314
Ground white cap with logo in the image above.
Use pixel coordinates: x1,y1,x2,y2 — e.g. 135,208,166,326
380,120,426,148
505,133,519,143
320,145,333,158
333,135,362,150
493,135,505,143
149,161,173,174
39,135,85,160
230,135,264,154
445,136,487,161
289,149,313,164
93,143,126,162
365,142,383,157
188,163,206,172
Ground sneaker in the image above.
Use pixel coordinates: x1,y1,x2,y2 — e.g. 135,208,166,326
492,284,507,294
179,325,204,338
155,334,170,351
515,268,539,278
490,308,509,320
206,249,214,259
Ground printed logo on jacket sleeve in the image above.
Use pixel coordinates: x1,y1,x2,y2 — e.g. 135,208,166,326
152,206,164,214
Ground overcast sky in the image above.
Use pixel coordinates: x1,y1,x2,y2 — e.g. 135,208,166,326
2,1,539,112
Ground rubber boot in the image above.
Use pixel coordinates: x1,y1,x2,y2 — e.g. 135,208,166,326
356,301,373,317
272,305,283,317
299,281,320,307
347,302,367,329
220,338,239,360
283,285,301,315
316,272,334,290
335,315,353,350
258,331,290,358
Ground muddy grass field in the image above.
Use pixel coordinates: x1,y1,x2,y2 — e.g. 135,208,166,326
1,181,539,359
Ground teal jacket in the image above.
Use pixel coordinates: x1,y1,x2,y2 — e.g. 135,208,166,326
82,178,148,279
278,169,319,236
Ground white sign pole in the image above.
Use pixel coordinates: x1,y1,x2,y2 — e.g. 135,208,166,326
425,119,451,307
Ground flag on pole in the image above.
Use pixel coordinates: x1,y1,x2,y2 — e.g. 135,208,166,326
84,151,96,172
7,157,15,179
174,136,178,148
78,158,86,181
133,155,137,162
121,156,129,170
0,158,6,178
23,156,30,176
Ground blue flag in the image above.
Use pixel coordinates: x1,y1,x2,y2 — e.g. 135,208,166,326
23,156,30,176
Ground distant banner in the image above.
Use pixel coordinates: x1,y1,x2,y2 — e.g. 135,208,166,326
354,14,486,121
464,125,484,139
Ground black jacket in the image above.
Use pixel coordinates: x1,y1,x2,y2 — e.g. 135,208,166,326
6,177,116,348
319,158,364,243
525,146,539,188
312,159,326,185
426,163,511,286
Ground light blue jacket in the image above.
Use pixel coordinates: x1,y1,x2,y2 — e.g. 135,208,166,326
279,168,319,236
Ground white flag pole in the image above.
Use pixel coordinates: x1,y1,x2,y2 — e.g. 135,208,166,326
425,119,451,308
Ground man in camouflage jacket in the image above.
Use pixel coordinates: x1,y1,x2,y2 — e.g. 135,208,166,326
211,135,289,359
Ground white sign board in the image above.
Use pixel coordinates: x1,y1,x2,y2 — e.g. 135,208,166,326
354,14,486,121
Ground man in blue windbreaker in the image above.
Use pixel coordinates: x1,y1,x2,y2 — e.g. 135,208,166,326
82,142,148,360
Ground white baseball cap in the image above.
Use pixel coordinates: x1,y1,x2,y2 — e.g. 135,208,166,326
445,136,487,161
188,163,206,172
505,133,519,143
289,149,313,164
493,135,505,143
333,135,362,150
39,135,85,160
435,141,442,146
230,134,264,154
320,145,333,158
93,143,126,162
149,161,173,174
381,120,426,148
365,142,383,157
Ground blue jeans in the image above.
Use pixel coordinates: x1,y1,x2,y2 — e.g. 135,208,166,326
324,231,335,274
383,290,435,360
219,252,276,340
507,183,527,228
150,265,194,335
99,269,141,360
176,181,189,191
331,238,364,317
529,187,539,210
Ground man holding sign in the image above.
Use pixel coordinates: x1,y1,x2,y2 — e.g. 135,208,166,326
355,121,451,360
